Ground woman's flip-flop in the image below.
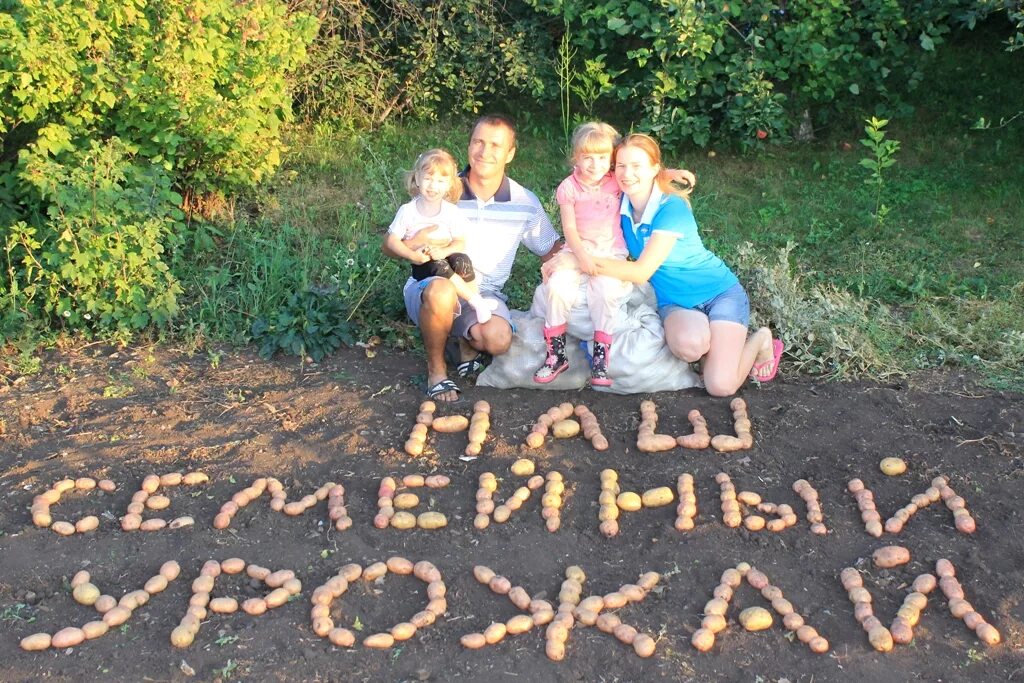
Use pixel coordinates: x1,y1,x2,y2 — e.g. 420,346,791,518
750,339,784,383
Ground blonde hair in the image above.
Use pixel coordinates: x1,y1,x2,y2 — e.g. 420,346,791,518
614,133,692,201
404,148,463,203
570,122,620,163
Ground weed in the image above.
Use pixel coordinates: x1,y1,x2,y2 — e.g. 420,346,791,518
0,603,37,624
215,634,239,647
216,659,238,678
859,117,900,228
102,383,134,399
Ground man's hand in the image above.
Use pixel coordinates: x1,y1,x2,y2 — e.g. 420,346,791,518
411,250,431,265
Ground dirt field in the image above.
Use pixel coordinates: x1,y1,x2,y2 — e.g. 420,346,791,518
1,345,1022,683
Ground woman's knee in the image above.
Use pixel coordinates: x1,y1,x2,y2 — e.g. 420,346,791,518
667,333,710,363
702,371,740,398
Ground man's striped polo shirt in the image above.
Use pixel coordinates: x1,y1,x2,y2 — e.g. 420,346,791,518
458,169,558,297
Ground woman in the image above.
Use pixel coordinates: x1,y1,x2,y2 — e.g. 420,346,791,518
584,133,782,396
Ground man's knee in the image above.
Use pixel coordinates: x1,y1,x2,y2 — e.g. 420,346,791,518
422,279,458,313
471,319,512,355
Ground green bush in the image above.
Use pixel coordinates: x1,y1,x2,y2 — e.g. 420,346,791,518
0,0,317,342
527,0,968,146
290,0,552,128
3,138,183,340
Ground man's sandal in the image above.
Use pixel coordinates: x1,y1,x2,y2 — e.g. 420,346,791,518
425,379,462,403
456,353,491,379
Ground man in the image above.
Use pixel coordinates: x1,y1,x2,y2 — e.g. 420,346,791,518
383,115,562,402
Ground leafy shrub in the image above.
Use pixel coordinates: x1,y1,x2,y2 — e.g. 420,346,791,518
251,289,353,362
733,242,907,379
527,0,965,146
0,0,317,342
290,0,552,128
3,138,183,341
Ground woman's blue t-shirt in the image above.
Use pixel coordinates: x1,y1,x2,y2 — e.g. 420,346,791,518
620,187,738,308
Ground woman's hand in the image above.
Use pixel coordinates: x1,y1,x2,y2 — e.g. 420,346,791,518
577,252,598,276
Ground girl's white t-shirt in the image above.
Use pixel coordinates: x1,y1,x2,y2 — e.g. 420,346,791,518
387,199,468,243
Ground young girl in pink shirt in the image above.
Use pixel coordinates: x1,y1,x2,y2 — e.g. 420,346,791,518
534,122,630,386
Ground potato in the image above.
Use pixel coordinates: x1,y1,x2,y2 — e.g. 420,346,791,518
216,557,243,574
483,622,507,644
868,625,894,652
265,587,291,608
808,636,830,653
140,518,167,532
616,492,642,512
613,623,638,645
390,511,416,530
193,575,215,593
82,620,108,640
364,561,388,581
744,515,766,531
146,494,171,510
20,632,52,651
103,606,132,627
489,576,512,595
746,569,769,590
431,415,469,433
783,613,804,631
691,627,715,652
94,595,117,613
393,492,420,509
170,515,195,529
641,486,674,507
170,625,195,648
510,459,535,477
637,433,677,453
739,606,773,631
210,597,239,614
416,511,447,529
51,521,76,536
461,632,487,650
879,457,907,476
242,598,268,616
702,614,727,633
74,515,100,533
890,617,913,644
183,471,209,485
552,419,580,439
506,614,534,634
873,545,911,568
320,628,352,648
364,632,396,649
976,623,1001,645
391,622,417,641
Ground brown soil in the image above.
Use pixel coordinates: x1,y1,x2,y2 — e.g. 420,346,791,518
1,346,1022,683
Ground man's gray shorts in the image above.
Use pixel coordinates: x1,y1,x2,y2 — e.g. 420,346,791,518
403,277,511,339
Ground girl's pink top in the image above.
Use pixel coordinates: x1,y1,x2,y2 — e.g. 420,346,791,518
555,170,627,258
